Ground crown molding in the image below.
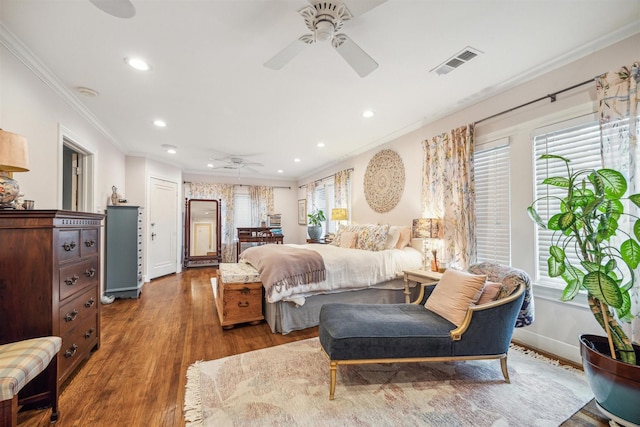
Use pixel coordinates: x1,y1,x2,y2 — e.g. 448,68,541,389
0,22,124,151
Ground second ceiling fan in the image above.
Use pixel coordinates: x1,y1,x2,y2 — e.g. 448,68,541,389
264,0,387,78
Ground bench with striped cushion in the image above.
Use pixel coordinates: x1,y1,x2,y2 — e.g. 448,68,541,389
0,337,62,426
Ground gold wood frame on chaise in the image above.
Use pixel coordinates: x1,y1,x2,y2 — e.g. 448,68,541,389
322,281,526,400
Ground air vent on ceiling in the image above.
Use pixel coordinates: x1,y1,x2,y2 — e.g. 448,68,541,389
430,46,483,75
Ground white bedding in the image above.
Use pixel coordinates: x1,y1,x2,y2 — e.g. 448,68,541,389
248,244,422,305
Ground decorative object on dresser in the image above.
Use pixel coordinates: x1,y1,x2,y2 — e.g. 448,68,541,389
412,217,443,271
0,210,103,396
363,149,405,213
105,205,143,298
214,263,264,328
235,227,283,261
183,199,221,268
0,129,29,209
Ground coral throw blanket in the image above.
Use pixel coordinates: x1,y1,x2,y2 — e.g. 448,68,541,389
240,244,326,299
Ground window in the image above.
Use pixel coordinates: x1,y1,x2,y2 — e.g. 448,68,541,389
532,114,602,287
474,139,511,265
233,188,251,228
312,182,336,233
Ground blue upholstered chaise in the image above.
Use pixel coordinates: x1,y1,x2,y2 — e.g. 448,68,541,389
318,263,533,399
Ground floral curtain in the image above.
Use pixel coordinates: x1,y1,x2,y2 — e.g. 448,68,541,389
185,182,235,262
596,61,639,344
306,180,317,217
249,186,274,226
421,124,476,270
333,169,351,218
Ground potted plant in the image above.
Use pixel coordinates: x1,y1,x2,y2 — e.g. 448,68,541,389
307,208,325,240
528,154,640,425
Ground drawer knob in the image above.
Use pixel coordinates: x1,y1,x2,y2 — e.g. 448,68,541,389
84,268,96,277
238,301,250,308
64,309,79,322
84,327,95,339
64,344,78,358
64,275,79,286
240,287,251,294
85,239,96,247
62,241,77,251
84,298,95,308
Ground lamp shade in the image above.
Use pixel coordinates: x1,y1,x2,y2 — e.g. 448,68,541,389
0,129,29,172
331,208,347,221
412,218,443,239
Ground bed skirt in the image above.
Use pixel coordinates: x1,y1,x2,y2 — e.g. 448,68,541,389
264,281,419,334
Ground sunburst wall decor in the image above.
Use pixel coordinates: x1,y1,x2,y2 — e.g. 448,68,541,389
363,149,405,213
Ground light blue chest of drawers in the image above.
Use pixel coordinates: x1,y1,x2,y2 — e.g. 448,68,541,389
105,205,143,298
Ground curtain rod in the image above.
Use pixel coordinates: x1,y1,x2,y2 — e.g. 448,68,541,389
298,168,354,189
474,78,594,125
183,181,291,190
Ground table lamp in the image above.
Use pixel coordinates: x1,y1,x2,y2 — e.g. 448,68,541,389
0,129,29,209
412,218,443,271
331,208,347,231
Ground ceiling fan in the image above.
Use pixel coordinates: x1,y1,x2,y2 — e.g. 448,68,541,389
210,156,264,174
89,0,136,19
264,0,387,78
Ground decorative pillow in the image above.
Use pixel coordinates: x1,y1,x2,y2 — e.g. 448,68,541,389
424,269,487,326
384,226,401,250
339,231,358,249
356,224,390,251
331,224,358,247
395,226,412,249
476,281,502,305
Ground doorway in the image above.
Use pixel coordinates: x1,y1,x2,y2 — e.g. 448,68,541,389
60,130,94,212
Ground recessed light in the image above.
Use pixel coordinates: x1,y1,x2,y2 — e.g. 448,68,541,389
207,163,214,168
294,158,301,163
362,110,374,118
161,144,177,154
317,142,325,148
277,169,284,174
125,57,150,71
153,119,167,128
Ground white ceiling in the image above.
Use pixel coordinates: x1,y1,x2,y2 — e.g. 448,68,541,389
1,0,639,181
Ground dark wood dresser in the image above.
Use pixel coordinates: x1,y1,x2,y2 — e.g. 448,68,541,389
0,210,104,390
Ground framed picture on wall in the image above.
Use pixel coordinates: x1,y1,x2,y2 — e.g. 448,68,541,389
298,199,307,225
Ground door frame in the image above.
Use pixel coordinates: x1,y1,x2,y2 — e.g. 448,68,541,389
146,175,180,280
58,124,96,212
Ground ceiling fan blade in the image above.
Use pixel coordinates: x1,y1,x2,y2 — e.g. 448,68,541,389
245,167,262,174
332,34,378,77
264,37,311,70
89,0,136,19
342,0,388,18
243,162,264,168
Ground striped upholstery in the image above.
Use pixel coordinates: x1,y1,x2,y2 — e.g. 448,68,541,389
0,337,62,401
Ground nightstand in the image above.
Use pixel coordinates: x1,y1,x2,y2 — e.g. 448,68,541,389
403,269,443,304
306,238,329,244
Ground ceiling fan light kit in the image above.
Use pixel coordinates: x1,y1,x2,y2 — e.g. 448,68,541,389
264,1,386,78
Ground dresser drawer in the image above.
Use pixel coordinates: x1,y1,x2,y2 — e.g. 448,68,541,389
81,228,99,257
58,314,98,382
59,286,98,337
59,258,99,301
57,229,81,262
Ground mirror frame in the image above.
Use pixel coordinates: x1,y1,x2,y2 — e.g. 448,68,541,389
184,198,221,267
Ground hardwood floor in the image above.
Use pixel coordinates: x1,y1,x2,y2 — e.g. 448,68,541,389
17,267,317,427
17,267,606,427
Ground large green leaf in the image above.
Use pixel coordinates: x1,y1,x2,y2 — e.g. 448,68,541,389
633,219,640,241
548,214,562,230
558,212,576,230
620,238,640,269
543,176,570,188
583,271,623,308
548,257,565,277
562,264,585,285
527,206,546,229
629,193,640,208
549,245,565,262
597,169,627,200
560,279,581,301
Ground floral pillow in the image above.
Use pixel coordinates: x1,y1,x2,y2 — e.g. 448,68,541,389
331,224,359,247
356,224,390,251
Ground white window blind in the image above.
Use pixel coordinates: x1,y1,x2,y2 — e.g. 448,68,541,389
532,114,602,287
234,189,251,228
474,139,511,265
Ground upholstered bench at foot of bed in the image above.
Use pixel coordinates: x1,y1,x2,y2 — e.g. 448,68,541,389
0,336,62,426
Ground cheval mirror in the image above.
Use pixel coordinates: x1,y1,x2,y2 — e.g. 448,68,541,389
184,199,221,267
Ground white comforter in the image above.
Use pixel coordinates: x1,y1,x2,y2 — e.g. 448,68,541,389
256,244,423,305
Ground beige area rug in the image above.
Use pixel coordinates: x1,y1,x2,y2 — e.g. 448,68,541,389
184,338,593,426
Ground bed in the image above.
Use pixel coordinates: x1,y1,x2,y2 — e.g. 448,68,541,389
239,224,424,334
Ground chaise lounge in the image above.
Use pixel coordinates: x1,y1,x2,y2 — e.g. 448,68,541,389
318,263,533,399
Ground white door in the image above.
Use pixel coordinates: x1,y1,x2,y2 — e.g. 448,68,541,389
149,177,178,279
